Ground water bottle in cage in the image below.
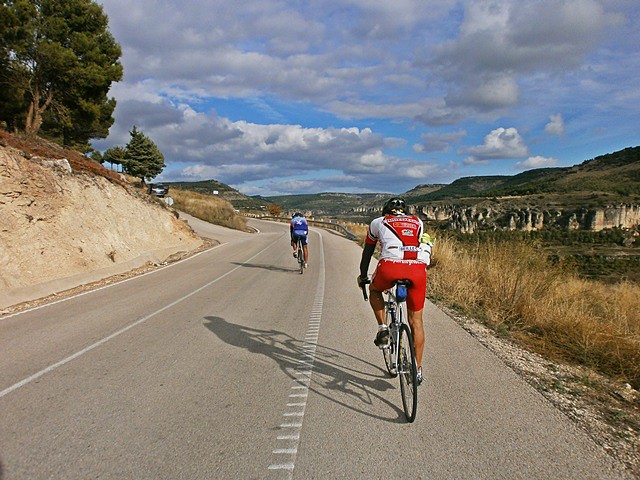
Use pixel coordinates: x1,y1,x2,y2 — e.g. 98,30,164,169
396,284,408,302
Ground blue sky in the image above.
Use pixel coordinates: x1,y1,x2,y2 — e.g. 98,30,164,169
93,0,640,196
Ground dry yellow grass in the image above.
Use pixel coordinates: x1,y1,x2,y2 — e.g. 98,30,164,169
341,222,368,246
169,189,250,232
427,236,640,388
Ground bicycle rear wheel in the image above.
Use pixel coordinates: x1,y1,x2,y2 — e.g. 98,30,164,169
398,323,418,422
298,246,304,274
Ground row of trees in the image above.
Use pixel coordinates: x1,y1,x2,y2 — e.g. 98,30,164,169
91,126,165,184
0,0,122,149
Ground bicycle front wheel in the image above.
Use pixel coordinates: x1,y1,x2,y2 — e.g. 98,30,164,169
398,323,418,422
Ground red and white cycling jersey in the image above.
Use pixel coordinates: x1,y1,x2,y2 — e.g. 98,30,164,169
365,214,424,262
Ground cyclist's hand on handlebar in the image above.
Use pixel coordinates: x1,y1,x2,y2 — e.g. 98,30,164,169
419,233,435,245
357,275,370,289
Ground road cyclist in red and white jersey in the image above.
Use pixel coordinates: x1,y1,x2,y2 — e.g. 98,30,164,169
357,197,434,385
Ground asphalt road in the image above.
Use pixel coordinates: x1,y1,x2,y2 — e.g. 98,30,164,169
0,218,630,479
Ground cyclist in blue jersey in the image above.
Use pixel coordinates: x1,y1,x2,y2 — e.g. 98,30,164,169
290,212,309,268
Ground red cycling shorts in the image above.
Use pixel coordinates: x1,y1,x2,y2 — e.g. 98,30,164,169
371,259,428,311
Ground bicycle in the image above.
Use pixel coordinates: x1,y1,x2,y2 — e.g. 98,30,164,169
295,240,305,274
362,279,418,422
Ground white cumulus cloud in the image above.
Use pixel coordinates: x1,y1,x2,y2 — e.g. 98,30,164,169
431,0,618,112
545,113,565,135
515,156,558,169
463,127,529,159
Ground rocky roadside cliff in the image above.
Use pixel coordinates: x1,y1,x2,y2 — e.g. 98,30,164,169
0,141,203,310
419,203,640,233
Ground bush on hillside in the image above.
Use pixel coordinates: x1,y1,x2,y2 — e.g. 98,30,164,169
170,189,250,233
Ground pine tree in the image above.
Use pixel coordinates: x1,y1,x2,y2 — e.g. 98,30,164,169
103,146,127,171
0,0,122,146
123,126,165,184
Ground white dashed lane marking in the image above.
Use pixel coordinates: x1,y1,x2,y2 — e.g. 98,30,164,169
267,234,325,479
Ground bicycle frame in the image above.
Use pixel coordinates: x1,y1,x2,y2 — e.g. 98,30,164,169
384,282,409,374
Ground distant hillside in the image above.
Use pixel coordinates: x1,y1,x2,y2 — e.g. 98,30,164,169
266,192,389,216
164,180,267,210
552,147,640,197
409,176,510,201
411,146,640,204
404,184,446,198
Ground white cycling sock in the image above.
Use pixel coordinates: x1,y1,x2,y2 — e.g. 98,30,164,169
378,324,388,331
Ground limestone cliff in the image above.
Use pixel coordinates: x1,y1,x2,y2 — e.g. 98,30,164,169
419,203,640,233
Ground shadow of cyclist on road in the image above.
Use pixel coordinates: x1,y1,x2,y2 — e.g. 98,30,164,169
203,316,407,423
230,262,300,273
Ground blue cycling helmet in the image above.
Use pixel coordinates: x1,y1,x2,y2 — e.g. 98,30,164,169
292,211,302,218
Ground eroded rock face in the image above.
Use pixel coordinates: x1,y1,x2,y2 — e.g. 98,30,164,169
588,205,640,230
420,204,640,233
0,145,202,294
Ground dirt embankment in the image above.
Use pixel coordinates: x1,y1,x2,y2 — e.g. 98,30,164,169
0,137,203,310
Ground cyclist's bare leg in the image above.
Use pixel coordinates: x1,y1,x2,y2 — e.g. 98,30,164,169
369,285,386,326
407,309,425,368
292,240,297,255
302,244,308,264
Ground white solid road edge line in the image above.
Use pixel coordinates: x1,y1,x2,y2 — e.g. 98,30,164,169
0,242,230,320
0,238,280,399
